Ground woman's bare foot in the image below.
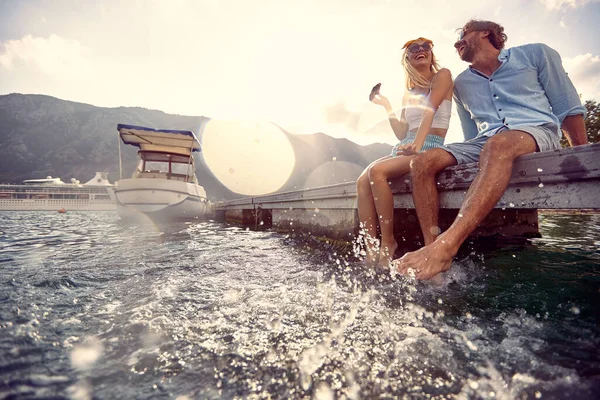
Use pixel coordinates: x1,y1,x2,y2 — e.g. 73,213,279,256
364,242,380,267
378,240,398,268
393,241,454,280
366,253,378,267
361,234,381,267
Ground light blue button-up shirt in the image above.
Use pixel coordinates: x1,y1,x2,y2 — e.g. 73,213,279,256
453,43,586,141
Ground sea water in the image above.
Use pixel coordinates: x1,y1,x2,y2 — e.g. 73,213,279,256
0,211,598,399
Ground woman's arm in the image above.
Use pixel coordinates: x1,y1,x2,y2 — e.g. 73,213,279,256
372,93,409,141
411,68,453,152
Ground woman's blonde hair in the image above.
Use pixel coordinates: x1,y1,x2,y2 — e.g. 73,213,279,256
401,37,440,91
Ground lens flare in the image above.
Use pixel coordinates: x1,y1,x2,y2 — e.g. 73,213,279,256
202,120,295,195
302,161,364,190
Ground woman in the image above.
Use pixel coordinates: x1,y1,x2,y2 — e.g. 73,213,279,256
357,37,453,267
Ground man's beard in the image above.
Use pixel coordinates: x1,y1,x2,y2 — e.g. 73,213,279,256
460,37,479,62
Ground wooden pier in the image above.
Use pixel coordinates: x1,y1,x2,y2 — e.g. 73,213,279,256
214,143,600,250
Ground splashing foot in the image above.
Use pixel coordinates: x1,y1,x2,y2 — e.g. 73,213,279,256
393,241,454,280
378,240,398,269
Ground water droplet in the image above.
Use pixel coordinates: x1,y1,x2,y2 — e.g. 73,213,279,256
71,337,103,370
570,306,580,315
429,226,441,235
538,183,544,188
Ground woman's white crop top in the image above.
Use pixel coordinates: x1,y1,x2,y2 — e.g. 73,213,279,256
404,99,452,132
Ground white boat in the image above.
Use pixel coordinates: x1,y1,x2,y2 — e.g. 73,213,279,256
110,124,210,221
0,172,115,211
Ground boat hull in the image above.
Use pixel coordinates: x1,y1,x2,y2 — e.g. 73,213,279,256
110,178,209,221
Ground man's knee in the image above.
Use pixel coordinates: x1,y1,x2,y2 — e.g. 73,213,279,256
481,132,535,162
410,149,453,177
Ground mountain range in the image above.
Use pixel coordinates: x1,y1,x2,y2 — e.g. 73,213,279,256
0,93,392,200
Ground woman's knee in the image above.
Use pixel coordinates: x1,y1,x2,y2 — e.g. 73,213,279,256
356,170,371,192
367,163,387,182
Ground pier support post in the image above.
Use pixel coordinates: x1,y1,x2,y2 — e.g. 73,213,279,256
220,207,272,230
272,208,358,241
393,208,539,253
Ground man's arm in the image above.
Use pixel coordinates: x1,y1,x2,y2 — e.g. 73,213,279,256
454,89,478,141
561,114,588,146
536,44,587,127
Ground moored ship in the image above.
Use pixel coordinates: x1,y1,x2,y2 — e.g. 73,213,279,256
0,172,115,211
110,124,210,221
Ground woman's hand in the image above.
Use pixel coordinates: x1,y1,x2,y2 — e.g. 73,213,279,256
395,143,418,156
370,93,390,108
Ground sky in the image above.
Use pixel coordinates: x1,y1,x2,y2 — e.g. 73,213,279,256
1,0,599,148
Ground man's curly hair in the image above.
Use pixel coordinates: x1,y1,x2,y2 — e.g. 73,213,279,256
463,19,507,50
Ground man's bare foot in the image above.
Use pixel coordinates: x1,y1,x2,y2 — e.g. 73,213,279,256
378,240,398,268
393,241,454,280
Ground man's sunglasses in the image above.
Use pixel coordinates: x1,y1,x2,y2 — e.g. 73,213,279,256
456,28,479,42
407,42,432,53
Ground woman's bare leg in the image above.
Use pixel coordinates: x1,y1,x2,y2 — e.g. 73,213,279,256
368,155,413,267
356,156,393,264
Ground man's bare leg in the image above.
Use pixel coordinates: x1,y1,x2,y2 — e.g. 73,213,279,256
409,149,458,245
395,131,538,279
368,155,413,267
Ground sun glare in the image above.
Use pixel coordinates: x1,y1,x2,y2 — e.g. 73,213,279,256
202,120,296,195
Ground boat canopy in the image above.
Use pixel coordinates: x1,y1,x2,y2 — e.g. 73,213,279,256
117,124,201,156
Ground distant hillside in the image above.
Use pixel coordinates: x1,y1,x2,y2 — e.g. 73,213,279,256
0,93,392,200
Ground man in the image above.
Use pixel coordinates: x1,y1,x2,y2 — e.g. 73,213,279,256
394,19,588,280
